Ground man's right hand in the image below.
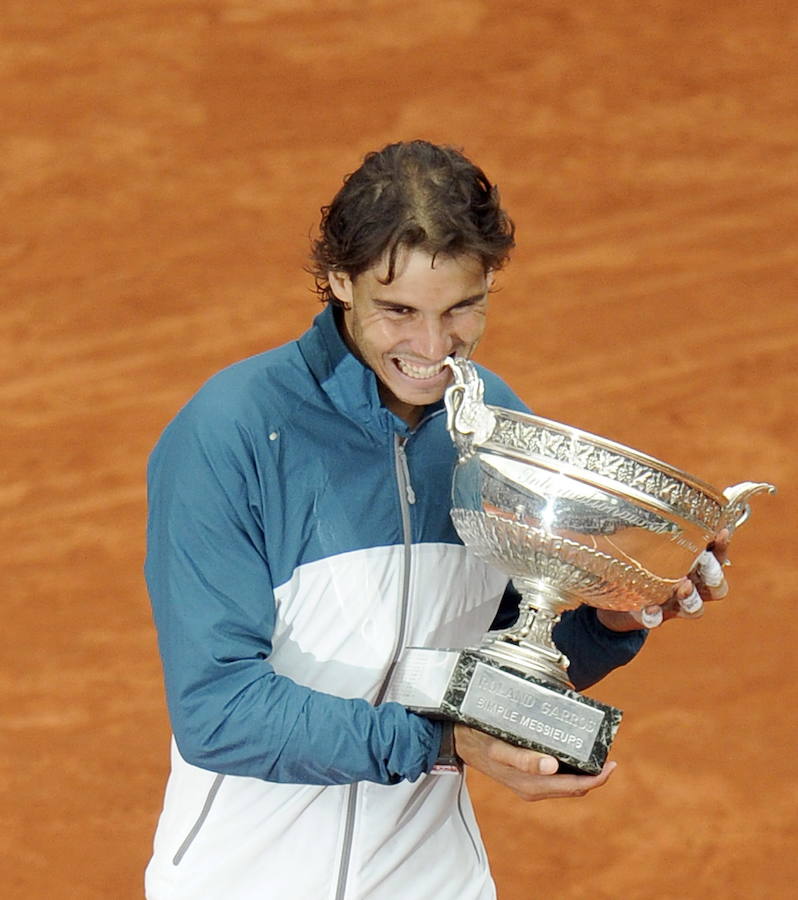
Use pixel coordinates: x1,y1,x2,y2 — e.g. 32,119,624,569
453,724,617,801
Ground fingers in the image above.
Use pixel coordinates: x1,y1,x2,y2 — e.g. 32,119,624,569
453,725,617,801
600,525,727,633
678,588,703,617
486,742,617,801
708,527,731,565
659,528,733,624
512,760,618,802
629,605,664,628
480,729,558,774
678,583,704,615
685,528,731,607
629,575,704,628
695,549,729,599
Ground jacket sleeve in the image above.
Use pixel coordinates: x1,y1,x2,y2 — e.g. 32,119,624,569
553,605,646,691
493,585,647,691
145,394,441,786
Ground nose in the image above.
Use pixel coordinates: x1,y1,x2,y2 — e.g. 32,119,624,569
412,315,454,360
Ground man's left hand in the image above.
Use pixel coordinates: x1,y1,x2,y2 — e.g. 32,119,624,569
596,529,731,633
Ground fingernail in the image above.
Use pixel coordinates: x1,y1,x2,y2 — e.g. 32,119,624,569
538,756,558,775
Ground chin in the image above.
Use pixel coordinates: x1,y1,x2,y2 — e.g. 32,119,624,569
402,388,445,407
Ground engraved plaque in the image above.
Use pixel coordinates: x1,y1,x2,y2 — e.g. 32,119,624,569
387,647,622,775
460,662,605,764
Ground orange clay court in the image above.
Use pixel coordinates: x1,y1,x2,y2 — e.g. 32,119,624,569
2,2,797,897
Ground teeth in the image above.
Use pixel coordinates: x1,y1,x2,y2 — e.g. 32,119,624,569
395,359,445,380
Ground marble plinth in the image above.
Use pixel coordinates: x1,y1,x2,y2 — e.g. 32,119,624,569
386,647,622,776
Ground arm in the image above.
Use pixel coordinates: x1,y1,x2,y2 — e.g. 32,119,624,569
553,606,646,690
146,396,440,786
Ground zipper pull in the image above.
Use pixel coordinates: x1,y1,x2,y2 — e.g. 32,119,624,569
397,438,416,505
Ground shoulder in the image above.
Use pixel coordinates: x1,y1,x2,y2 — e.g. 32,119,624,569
152,340,308,466
200,341,304,417
177,341,306,431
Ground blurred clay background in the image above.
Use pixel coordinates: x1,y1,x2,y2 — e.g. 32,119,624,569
2,2,796,897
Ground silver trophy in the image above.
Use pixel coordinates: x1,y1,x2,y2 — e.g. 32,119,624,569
387,358,775,774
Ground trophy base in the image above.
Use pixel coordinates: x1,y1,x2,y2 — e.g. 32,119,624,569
385,647,622,776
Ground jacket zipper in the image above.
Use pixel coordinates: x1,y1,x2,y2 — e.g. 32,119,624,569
394,435,416,505
398,428,481,867
332,434,416,900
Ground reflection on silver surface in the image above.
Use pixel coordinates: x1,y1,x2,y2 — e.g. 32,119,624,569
444,357,775,686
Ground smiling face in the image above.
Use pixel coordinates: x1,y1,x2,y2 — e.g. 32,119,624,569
329,249,493,427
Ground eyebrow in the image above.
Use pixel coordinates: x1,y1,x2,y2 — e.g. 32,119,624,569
371,292,488,311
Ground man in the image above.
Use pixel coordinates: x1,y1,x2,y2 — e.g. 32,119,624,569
145,141,726,899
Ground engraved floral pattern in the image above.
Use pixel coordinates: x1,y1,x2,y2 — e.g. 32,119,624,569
487,412,722,531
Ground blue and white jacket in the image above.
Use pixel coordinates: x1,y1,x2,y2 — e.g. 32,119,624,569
145,304,645,900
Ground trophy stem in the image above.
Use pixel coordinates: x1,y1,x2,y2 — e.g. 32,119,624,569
479,578,573,688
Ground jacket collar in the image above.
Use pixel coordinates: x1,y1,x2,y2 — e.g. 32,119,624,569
297,304,443,436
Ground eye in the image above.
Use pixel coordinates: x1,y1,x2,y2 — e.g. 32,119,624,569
450,297,486,315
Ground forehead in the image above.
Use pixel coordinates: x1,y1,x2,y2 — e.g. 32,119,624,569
357,249,488,301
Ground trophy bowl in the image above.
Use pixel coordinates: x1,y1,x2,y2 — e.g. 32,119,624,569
444,356,775,690
384,358,774,775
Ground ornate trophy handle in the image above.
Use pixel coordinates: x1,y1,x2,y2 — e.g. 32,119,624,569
443,357,497,450
720,481,777,533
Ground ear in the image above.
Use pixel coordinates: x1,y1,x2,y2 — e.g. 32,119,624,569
485,270,496,291
328,270,353,308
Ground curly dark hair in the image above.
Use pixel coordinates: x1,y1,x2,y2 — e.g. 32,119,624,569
309,140,515,304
